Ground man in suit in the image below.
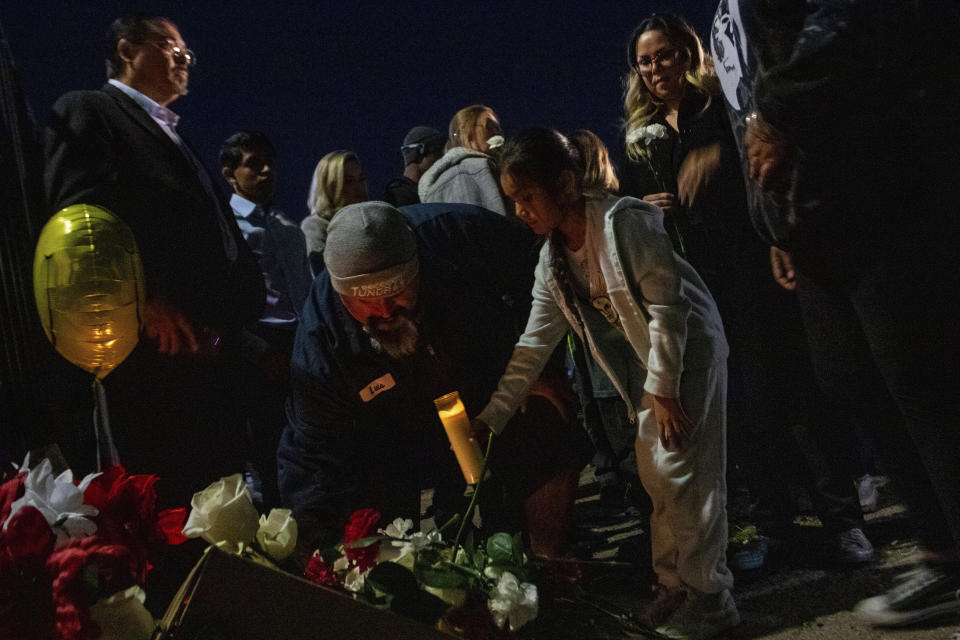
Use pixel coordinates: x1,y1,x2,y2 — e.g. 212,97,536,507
44,14,264,507
220,130,312,509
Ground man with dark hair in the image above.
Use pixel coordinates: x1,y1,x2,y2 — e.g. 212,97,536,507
278,201,589,557
383,126,446,207
44,14,264,505
220,130,311,508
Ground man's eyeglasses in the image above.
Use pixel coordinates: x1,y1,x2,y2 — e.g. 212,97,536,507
633,48,678,75
146,39,197,67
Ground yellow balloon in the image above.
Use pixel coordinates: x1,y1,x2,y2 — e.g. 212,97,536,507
34,204,145,380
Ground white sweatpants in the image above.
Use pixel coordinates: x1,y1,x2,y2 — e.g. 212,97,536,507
634,363,733,594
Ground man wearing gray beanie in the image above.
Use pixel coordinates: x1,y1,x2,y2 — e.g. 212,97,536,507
278,201,592,558
383,126,446,207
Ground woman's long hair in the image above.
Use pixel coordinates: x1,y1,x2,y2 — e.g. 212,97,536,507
306,150,360,220
622,13,720,162
447,104,499,153
570,129,619,194
500,128,586,325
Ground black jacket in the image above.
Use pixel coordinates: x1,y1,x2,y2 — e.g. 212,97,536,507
44,83,264,333
277,203,540,548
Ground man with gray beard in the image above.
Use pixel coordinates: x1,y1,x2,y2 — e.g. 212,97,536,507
278,201,590,557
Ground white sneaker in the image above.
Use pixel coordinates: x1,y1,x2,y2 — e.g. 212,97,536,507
656,588,740,639
855,474,879,513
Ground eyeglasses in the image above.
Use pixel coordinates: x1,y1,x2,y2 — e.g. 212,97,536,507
633,48,678,74
146,39,197,67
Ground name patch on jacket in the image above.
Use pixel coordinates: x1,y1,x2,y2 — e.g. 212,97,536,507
358,373,396,402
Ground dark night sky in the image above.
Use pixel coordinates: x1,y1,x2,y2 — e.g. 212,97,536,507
2,1,716,220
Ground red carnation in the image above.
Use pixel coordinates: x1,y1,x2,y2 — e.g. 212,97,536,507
343,508,381,572
47,538,139,640
305,553,341,588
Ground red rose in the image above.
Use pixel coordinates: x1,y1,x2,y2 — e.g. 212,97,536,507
0,471,25,525
1,506,55,564
343,508,381,572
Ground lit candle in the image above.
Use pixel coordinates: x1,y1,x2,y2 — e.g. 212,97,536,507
434,391,484,484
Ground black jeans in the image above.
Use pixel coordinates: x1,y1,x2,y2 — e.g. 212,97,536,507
795,253,960,550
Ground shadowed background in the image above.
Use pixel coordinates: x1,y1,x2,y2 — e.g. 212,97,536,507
1,1,714,220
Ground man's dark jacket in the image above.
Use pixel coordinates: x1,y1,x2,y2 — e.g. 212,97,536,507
44,83,263,331
278,203,540,549
42,83,264,502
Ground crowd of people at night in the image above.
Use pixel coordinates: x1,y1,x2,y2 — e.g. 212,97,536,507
13,3,960,638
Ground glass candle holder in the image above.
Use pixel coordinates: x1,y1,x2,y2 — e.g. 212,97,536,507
434,391,484,484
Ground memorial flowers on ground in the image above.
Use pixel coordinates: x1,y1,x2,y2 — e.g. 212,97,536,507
0,456,188,640
304,507,539,632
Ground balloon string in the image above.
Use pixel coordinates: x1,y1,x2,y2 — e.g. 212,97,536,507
91,378,120,470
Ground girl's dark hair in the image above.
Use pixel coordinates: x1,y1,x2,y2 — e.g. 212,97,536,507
499,128,584,197
500,129,589,332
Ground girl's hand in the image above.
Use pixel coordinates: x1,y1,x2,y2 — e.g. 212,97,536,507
677,143,721,207
651,393,694,452
643,192,681,216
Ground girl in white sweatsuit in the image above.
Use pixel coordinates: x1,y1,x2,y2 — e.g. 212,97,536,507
476,129,737,638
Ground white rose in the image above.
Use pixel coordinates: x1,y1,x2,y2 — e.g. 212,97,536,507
4,458,100,547
182,474,259,546
487,571,538,631
89,586,156,640
256,508,298,561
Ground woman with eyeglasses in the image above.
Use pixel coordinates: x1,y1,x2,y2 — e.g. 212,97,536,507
418,104,509,215
301,150,368,274
621,13,878,584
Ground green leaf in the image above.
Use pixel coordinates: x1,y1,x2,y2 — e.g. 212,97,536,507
343,535,381,549
416,563,469,589
512,532,525,565
473,546,487,572
486,532,515,563
366,561,419,596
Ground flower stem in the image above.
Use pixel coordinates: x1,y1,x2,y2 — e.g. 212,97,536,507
452,434,495,553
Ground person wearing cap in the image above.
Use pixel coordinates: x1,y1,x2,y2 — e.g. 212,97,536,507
277,201,590,557
383,126,446,207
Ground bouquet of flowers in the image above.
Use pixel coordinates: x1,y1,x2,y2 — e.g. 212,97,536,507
625,122,686,257
0,456,188,640
304,509,538,633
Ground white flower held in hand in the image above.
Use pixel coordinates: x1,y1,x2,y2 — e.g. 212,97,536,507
4,457,100,546
256,508,298,561
626,123,669,146
182,474,260,547
487,571,538,631
486,135,505,150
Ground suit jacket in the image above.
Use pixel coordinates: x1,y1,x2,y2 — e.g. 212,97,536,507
44,83,264,334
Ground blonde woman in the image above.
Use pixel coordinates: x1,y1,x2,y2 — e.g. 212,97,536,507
301,150,367,273
621,13,877,582
418,104,508,215
570,129,619,194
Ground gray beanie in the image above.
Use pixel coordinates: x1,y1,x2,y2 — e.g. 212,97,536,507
324,201,419,298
